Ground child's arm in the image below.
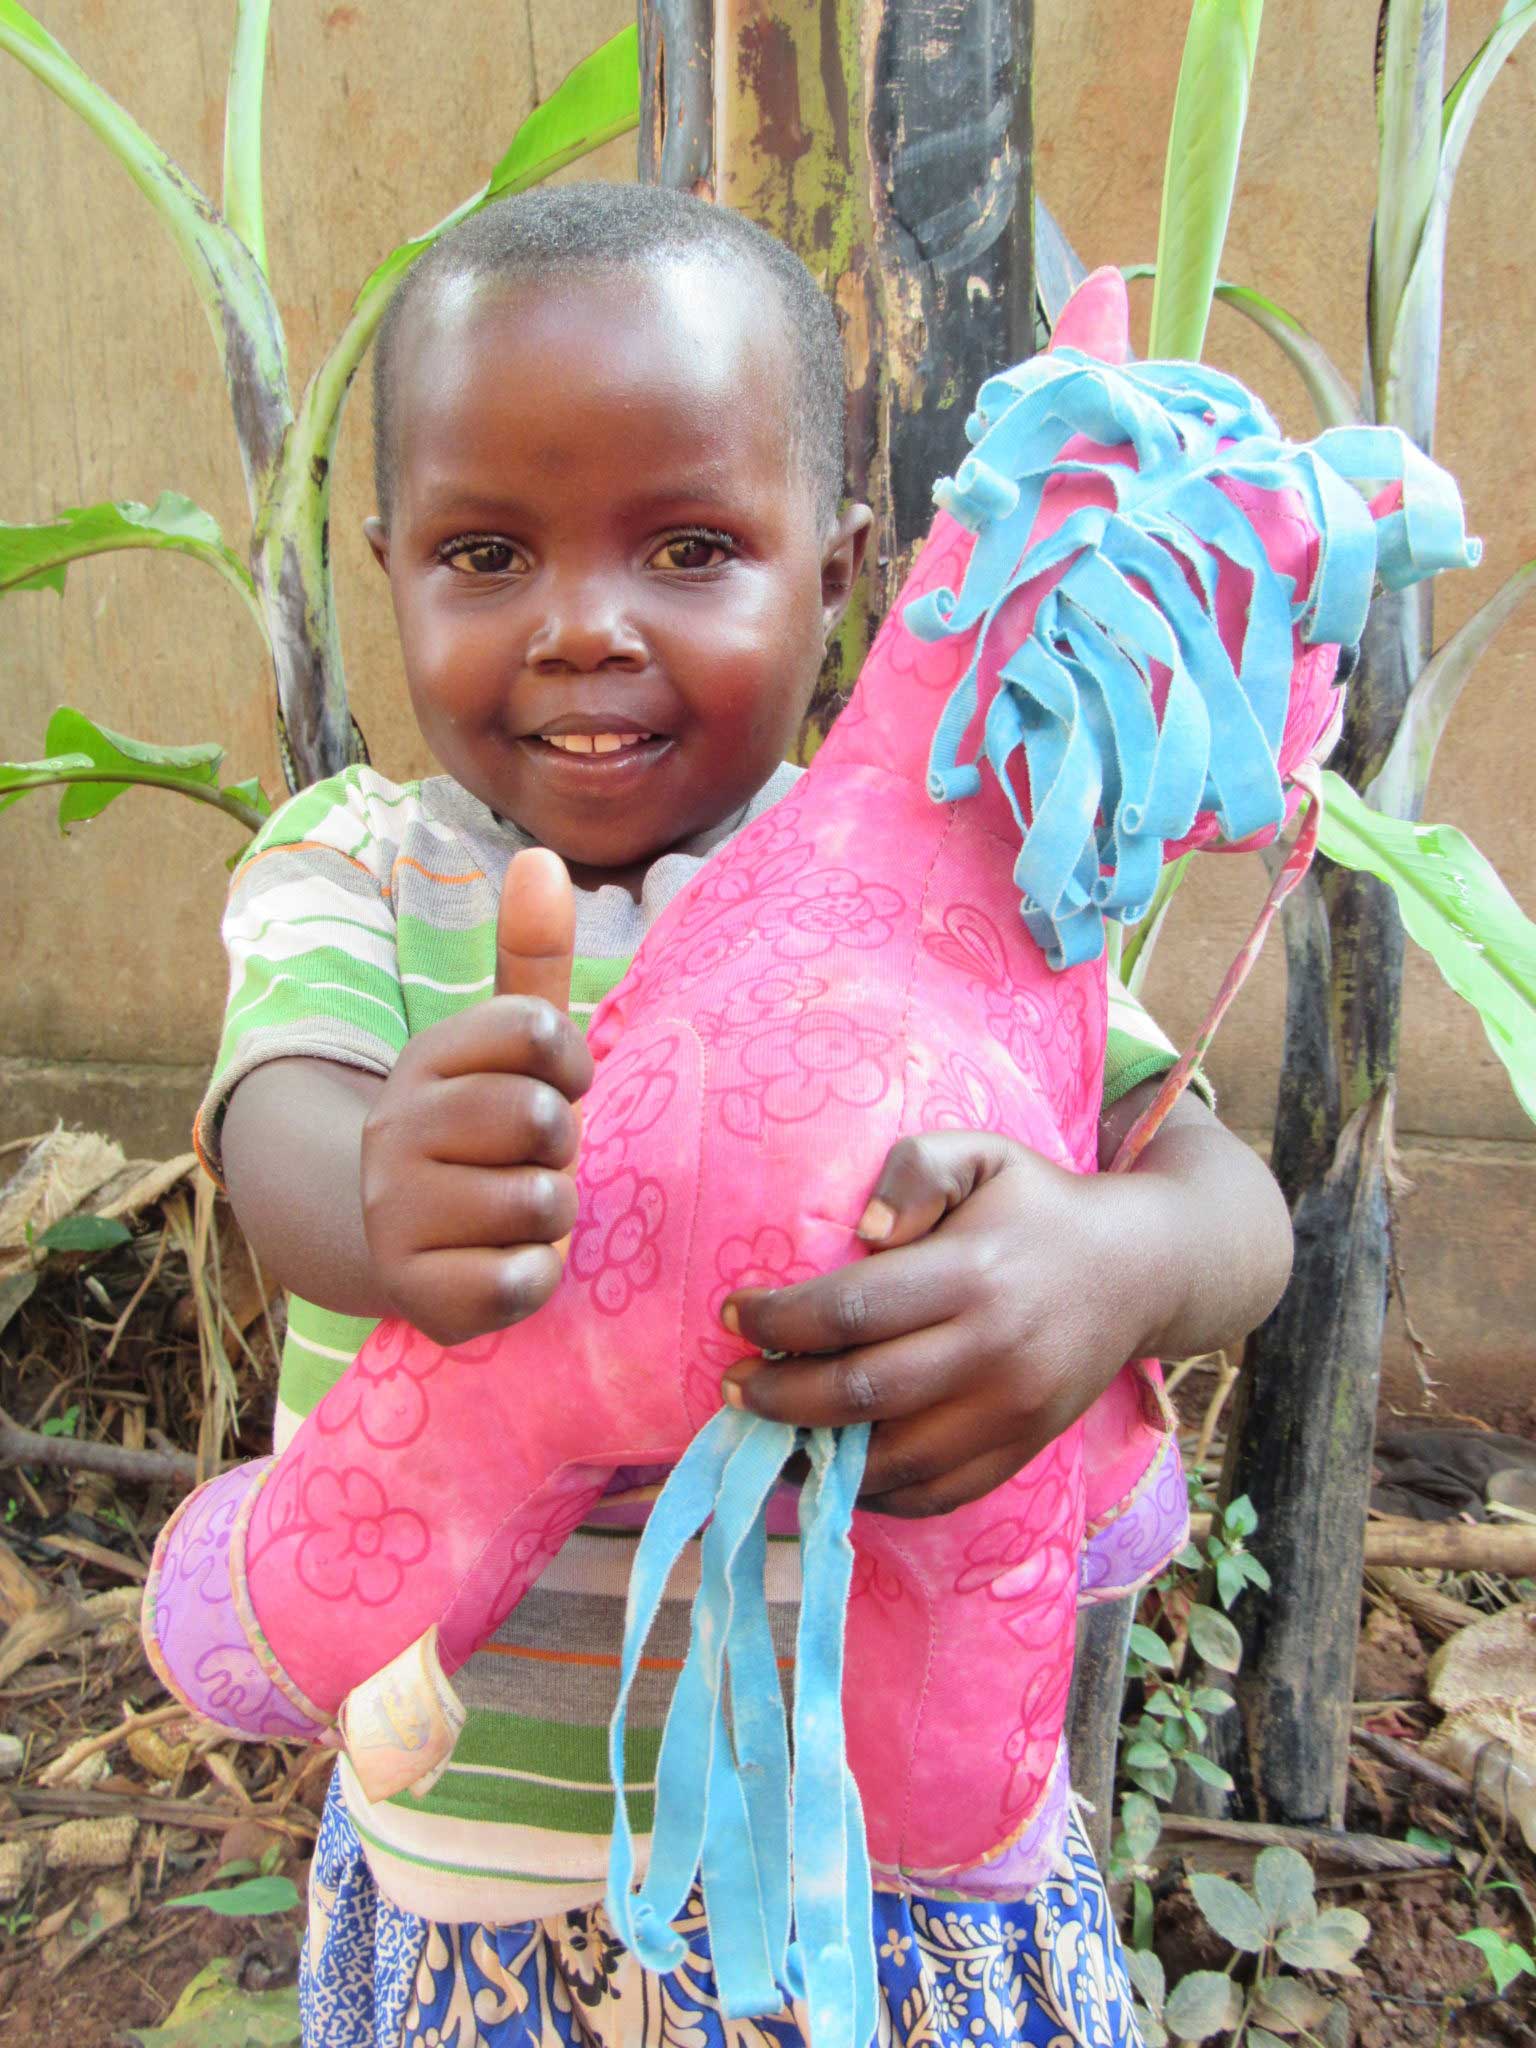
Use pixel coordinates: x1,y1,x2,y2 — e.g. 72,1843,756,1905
719,1089,1292,1518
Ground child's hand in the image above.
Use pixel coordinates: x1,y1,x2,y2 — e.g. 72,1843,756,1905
359,849,593,1346
718,1095,1292,1518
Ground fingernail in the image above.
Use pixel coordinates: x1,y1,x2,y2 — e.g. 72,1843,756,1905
857,1197,896,1243
721,1375,746,1408
721,1301,740,1336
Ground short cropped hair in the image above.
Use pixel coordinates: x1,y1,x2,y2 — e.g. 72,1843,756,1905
370,183,848,529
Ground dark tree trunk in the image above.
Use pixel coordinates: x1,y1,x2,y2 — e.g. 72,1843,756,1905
639,1,715,193
865,0,1035,577
1218,1093,1394,1824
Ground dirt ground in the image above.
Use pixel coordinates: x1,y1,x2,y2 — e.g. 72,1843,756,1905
3,1188,1535,2044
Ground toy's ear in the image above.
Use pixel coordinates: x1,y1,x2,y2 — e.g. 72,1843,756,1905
1047,266,1131,364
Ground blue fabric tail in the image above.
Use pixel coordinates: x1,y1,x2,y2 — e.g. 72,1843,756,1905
606,1409,875,2047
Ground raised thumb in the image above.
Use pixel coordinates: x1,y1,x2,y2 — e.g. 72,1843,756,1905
495,847,576,1013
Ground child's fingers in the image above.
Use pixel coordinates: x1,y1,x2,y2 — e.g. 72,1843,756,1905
395,1243,567,1346
496,847,576,1013
854,1131,1020,1248
720,1323,978,1428
723,1230,975,1359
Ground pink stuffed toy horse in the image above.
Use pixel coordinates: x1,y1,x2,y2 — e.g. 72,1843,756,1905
145,270,1475,2041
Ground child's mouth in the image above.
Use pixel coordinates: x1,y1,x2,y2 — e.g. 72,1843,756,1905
520,730,672,778
537,730,657,756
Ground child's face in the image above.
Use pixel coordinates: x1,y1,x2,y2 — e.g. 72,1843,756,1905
367,258,868,883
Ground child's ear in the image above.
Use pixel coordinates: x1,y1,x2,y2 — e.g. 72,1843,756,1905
820,503,873,635
363,516,391,574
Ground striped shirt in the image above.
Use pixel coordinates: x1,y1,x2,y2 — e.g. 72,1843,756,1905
198,762,1190,1923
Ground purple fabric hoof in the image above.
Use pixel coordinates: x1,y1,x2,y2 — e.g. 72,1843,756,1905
145,1460,326,1739
1079,1437,1190,1601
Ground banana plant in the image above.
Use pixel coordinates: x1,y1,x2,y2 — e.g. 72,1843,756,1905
1186,0,1536,1830
1042,0,1535,1835
0,1,640,816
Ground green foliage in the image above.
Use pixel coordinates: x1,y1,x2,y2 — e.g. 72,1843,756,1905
163,1875,300,1919
1129,1847,1364,2044
0,493,262,628
33,1214,132,1253
125,1958,299,2047
0,708,272,836
1148,0,1264,361
1313,772,1536,1123
1111,1490,1257,1859
1457,1925,1536,1995
1,6,640,804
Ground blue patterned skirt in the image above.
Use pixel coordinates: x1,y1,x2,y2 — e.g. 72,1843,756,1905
300,1775,1144,2047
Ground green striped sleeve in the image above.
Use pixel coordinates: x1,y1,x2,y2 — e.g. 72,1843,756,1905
1104,974,1214,1110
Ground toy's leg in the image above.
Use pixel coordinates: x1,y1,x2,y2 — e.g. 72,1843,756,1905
144,1461,328,1741
843,1425,1085,1888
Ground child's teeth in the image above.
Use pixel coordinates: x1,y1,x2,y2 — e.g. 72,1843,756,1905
543,732,652,754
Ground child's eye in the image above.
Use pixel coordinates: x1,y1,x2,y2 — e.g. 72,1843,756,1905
439,538,523,576
647,531,735,573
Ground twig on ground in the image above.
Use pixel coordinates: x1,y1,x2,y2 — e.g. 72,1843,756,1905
11,1784,319,1839
100,1225,169,1367
1156,1812,1453,1873
0,1405,198,1486
1186,1512,1536,1576
37,1703,192,1788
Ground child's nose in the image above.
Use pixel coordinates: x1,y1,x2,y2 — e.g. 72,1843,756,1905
525,576,647,672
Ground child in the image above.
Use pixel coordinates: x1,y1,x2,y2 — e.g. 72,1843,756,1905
197,185,1293,2047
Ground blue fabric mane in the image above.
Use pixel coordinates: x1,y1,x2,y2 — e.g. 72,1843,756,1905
904,350,1481,968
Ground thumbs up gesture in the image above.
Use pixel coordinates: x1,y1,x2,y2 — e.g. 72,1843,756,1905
359,850,594,1347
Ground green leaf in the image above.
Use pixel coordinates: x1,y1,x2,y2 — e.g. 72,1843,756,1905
1188,1603,1243,1673
1456,1927,1536,1995
1190,1872,1268,1953
1126,1947,1167,2016
0,495,261,628
1182,1751,1236,1792
163,1875,300,1918
40,1404,80,1437
1238,1553,1272,1593
1148,0,1265,361
0,710,267,835
1190,1687,1236,1716
1223,1495,1258,1539
34,1214,133,1253
1252,1974,1329,2034
1215,1554,1248,1611
1144,1689,1183,1719
1371,558,1536,818
1129,1762,1179,1803
1254,1846,1316,1934
1130,1622,1176,1669
1120,1791,1164,1863
1247,2031,1290,2048
125,1957,300,2046
1275,1906,1370,1975
1163,1968,1243,2041
1180,1705,1209,1745
1376,3,1536,442
1125,1739,1173,1771
1314,774,1536,1124
1133,1876,1157,1953
221,776,273,820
